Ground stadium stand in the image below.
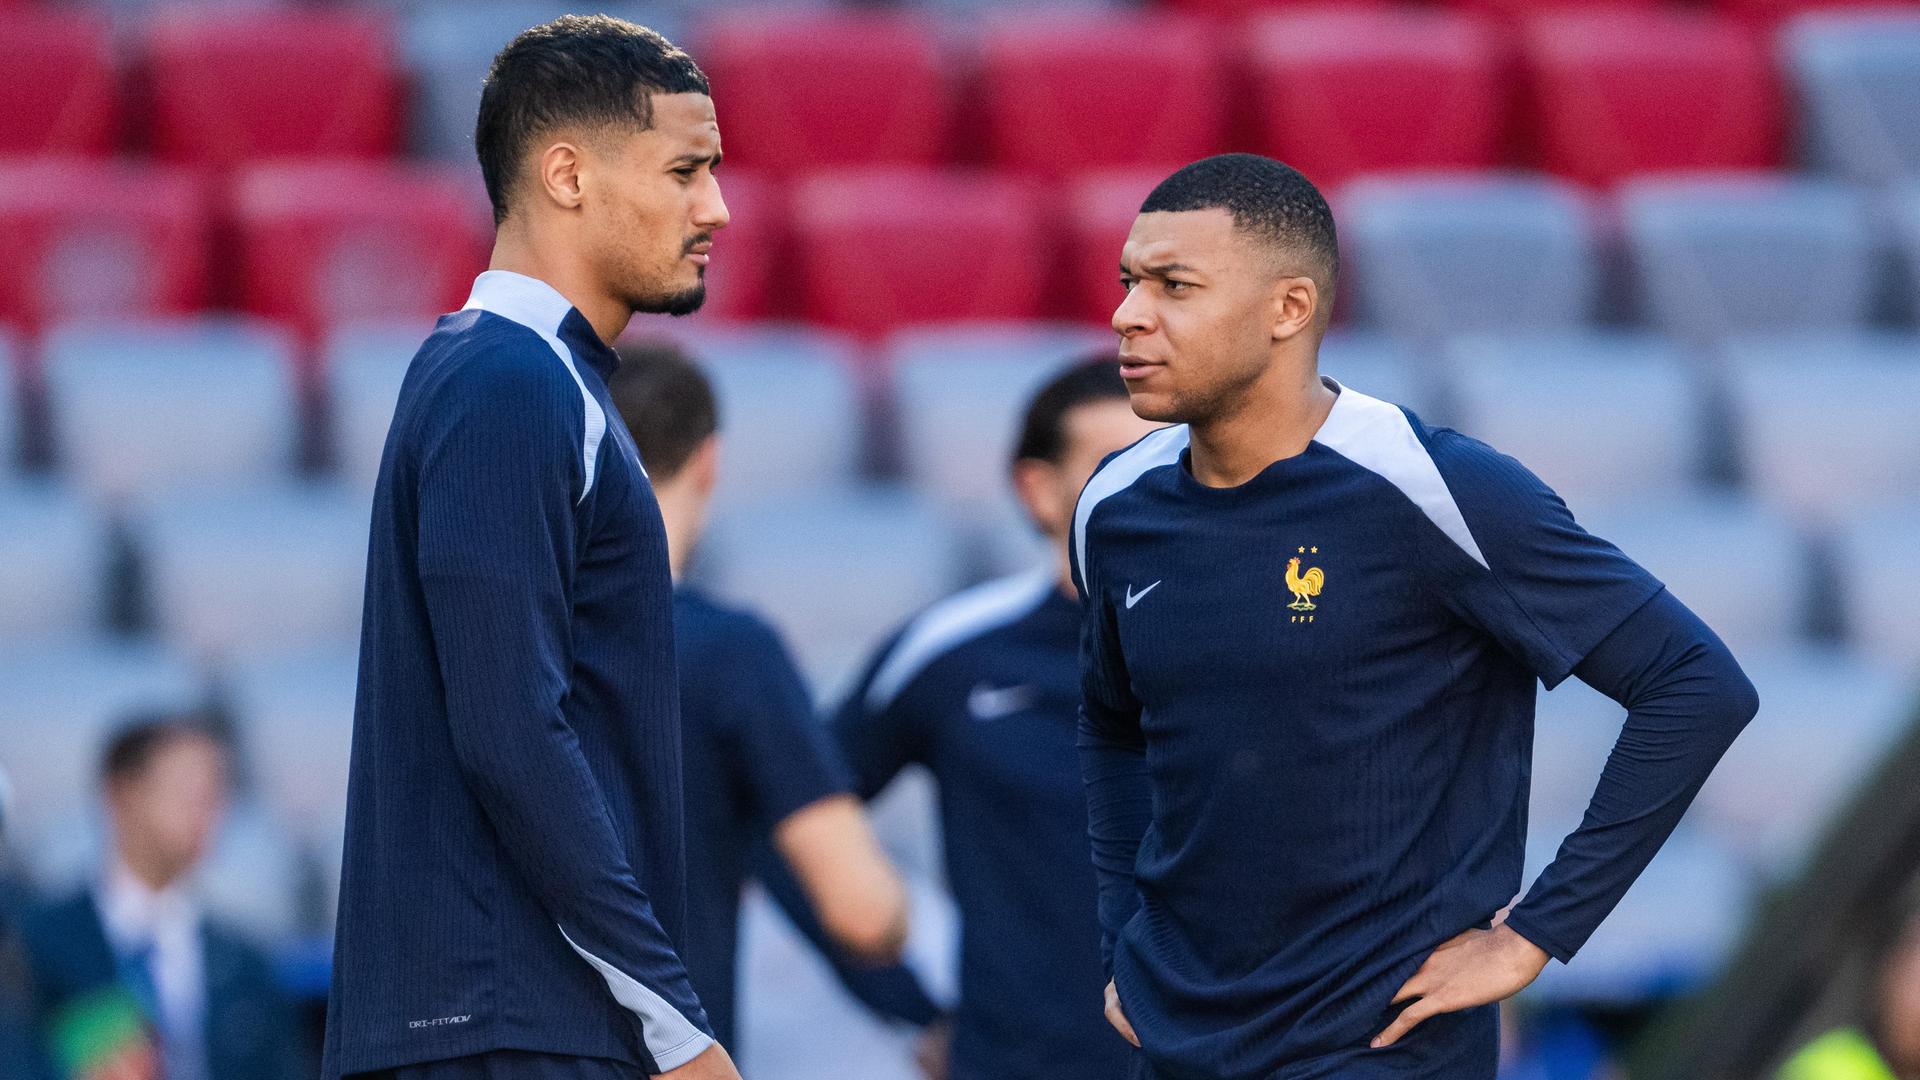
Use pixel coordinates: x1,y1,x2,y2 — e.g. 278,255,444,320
1318,331,1434,418
978,11,1225,178
689,167,779,322
0,159,210,334
1837,503,1920,671
1784,10,1920,187
324,321,426,492
1064,168,1168,324
1245,8,1506,189
0,8,117,157
0,329,15,469
0,482,107,647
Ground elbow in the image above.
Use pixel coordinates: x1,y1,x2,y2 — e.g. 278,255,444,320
1704,646,1760,746
820,876,909,965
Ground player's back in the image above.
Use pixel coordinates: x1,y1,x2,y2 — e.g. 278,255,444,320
326,276,693,1078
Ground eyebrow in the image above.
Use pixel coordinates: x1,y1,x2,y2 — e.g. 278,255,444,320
1120,262,1199,278
670,150,723,169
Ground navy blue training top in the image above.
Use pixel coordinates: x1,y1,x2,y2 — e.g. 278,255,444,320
673,585,848,1051
1073,379,1746,1079
831,571,1131,1080
325,271,712,1078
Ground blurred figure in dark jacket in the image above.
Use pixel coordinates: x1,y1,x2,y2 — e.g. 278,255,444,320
1778,914,1920,1080
1,766,55,1080
19,713,298,1080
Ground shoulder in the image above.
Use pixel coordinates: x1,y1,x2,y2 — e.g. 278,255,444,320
863,570,1056,713
419,311,581,406
675,588,791,669
1073,425,1190,576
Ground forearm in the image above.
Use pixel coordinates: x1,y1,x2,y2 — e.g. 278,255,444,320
1080,706,1152,973
772,794,909,963
1506,589,1758,962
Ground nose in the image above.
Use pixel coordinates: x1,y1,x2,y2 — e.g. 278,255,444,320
1113,283,1153,340
695,173,730,232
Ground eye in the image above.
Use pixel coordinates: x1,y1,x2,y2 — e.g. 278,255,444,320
1119,276,1137,293
1164,280,1192,294
673,166,698,182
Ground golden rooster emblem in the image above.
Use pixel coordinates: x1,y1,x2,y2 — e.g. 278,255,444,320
1286,548,1325,612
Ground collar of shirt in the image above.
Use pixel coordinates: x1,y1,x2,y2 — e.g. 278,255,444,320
461,269,621,381
96,856,199,954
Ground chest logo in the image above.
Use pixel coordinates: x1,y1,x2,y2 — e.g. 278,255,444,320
1123,580,1161,609
967,683,1038,722
1287,547,1325,620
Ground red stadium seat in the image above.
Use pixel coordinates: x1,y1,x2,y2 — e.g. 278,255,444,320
144,10,403,169
694,13,950,175
694,168,780,322
1246,9,1508,190
1065,170,1167,326
231,162,490,343
0,159,209,334
1521,10,1781,186
979,13,1227,178
1712,0,1902,27
1443,0,1659,25
789,169,1047,337
1161,0,1388,19
0,11,118,156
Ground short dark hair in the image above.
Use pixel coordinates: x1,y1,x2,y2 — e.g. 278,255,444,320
1141,153,1339,309
100,712,226,788
608,340,718,481
1013,354,1132,466
476,15,710,226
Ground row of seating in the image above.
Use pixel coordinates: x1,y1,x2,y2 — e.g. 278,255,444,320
4,321,1918,520
9,162,1920,335
6,5,1919,188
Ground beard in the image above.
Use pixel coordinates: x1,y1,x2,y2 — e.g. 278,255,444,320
631,280,706,317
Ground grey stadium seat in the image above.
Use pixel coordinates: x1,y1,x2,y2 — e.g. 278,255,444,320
1785,11,1920,187
1621,175,1875,343
1578,495,1807,659
694,487,965,698
1835,502,1920,670
1340,174,1599,339
0,330,17,471
1691,647,1916,880
43,319,299,507
683,325,867,504
131,484,370,665
1724,335,1920,522
1320,332,1435,420
1444,333,1704,509
889,321,1113,514
0,482,109,646
326,321,425,492
0,639,204,881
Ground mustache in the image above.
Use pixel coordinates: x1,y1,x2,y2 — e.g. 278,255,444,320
683,233,713,253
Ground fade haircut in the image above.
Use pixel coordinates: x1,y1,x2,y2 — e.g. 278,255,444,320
476,15,710,226
1013,354,1132,467
1141,153,1339,311
101,711,227,788
608,340,718,481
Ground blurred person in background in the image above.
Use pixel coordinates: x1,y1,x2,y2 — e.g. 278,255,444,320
1077,154,1758,1079
605,340,909,1053
1779,915,1920,1080
19,714,296,1080
1,766,54,1080
323,14,738,1080
784,356,1158,1080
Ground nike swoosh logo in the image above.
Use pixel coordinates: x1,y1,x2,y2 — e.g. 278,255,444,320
967,684,1038,722
1124,581,1162,609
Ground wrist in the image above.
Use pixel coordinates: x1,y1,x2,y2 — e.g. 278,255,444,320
1493,923,1551,973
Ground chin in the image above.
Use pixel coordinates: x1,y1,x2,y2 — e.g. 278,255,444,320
632,282,707,318
1126,389,1184,424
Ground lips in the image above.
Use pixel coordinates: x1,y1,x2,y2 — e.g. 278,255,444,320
1118,357,1165,380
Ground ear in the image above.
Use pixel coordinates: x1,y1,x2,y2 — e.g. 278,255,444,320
537,141,586,212
1270,275,1321,343
686,435,721,501
1011,458,1063,536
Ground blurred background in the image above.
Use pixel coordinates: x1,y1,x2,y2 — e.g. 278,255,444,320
1,0,1919,1077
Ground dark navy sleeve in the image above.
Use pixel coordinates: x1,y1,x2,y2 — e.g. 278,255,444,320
1424,430,1666,688
413,349,712,1058
829,628,932,799
1504,589,1757,962
1074,522,1152,976
719,613,850,827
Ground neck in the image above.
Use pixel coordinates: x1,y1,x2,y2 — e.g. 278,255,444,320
655,480,704,581
489,224,630,346
1187,360,1336,488
115,845,181,895
1052,536,1077,599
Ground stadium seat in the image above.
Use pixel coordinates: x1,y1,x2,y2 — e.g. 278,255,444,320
1339,175,1599,339
1718,0,1897,28
0,329,15,468
1621,175,1875,343
1065,169,1167,325
1577,495,1808,658
1321,333,1436,420
1894,183,1920,314
0,159,210,335
1785,11,1920,187
789,169,1049,336
889,322,1114,513
195,802,308,946
0,639,204,877
1245,9,1507,191
692,12,951,175
1836,503,1920,670
1521,10,1781,186
233,161,490,343
131,484,369,665
404,2,687,161
1158,0,1391,19
144,8,403,168
0,482,108,647
325,322,422,492
692,168,780,323
43,320,301,508
978,12,1225,178
635,324,866,502
0,10,118,156
1445,0,1661,25
1444,333,1704,508
228,648,358,860
1692,647,1915,878
1723,335,1920,522
694,488,966,696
